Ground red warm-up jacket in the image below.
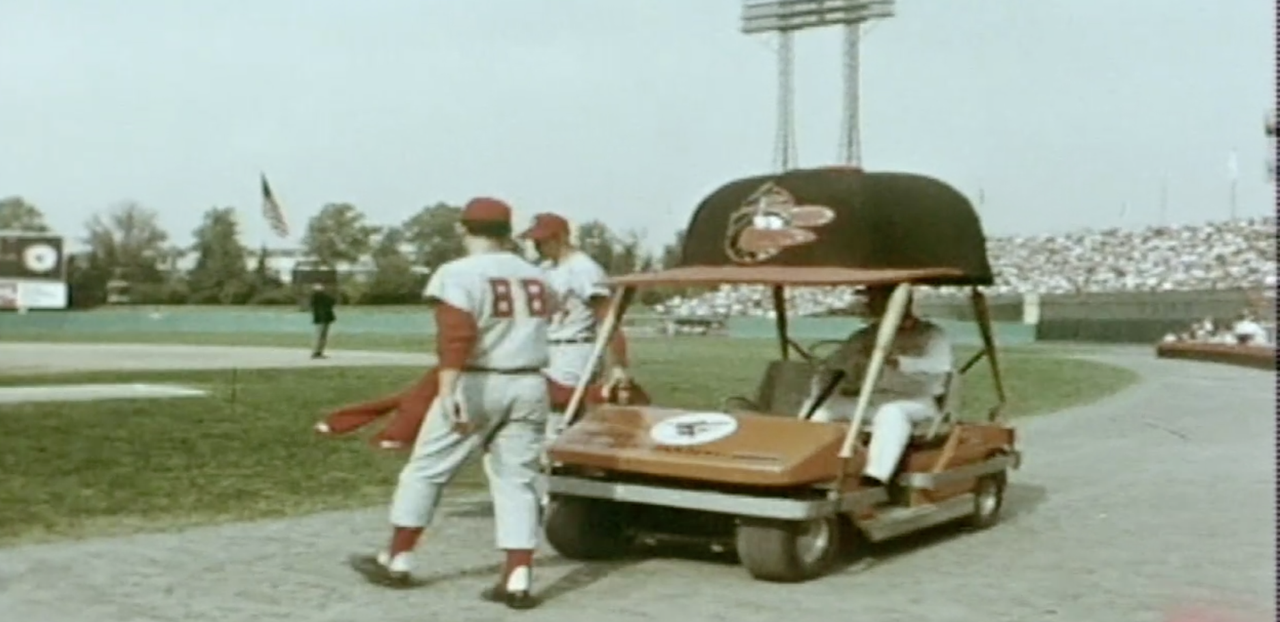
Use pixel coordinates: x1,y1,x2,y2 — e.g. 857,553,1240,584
315,367,650,450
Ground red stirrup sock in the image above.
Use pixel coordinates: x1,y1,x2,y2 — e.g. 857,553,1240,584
388,526,424,558
502,549,534,592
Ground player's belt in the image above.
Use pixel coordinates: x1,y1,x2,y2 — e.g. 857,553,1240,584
463,366,544,375
549,336,595,346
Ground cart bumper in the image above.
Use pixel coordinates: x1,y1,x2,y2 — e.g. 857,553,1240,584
546,476,885,521
547,452,1018,521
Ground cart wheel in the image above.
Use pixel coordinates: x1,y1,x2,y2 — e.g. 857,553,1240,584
965,471,1007,530
735,516,843,583
544,496,632,560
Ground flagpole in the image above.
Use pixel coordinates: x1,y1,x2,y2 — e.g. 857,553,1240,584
1227,149,1239,220
1229,173,1238,221
1159,174,1169,225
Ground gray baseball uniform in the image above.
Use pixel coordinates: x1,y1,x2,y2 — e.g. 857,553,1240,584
389,251,552,551
542,250,611,386
540,250,610,441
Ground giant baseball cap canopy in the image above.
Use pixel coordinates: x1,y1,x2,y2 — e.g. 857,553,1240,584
611,167,995,288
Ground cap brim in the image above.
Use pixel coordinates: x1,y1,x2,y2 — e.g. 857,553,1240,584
518,226,555,241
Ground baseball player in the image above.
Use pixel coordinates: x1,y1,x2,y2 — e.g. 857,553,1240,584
518,212,630,440
801,286,953,490
348,197,551,610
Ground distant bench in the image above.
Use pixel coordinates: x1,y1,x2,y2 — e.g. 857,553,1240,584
662,317,728,337
1154,342,1275,371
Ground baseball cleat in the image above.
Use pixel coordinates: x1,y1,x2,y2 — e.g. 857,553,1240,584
481,585,540,610
347,553,413,589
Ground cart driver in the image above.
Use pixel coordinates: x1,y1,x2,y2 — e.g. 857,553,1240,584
802,286,954,488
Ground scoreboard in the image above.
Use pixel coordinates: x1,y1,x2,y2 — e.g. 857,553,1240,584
0,232,67,310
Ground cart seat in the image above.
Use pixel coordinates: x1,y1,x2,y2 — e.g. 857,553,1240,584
755,360,814,415
721,359,814,417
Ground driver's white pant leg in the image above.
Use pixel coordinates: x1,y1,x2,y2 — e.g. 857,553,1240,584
863,398,939,482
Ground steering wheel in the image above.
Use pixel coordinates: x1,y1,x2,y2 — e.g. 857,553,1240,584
805,339,845,363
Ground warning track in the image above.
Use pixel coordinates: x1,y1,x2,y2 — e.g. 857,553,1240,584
0,344,1273,622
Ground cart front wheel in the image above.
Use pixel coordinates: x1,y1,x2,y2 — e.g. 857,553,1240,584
544,496,632,560
965,471,1007,530
735,516,843,583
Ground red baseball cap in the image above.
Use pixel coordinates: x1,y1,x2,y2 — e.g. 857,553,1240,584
518,213,571,241
461,197,512,224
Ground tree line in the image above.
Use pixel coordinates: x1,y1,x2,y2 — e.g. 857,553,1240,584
0,196,686,307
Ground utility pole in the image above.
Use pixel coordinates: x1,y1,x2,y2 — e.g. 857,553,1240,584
1266,109,1276,184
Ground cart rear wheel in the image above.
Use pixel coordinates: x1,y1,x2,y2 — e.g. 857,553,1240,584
735,516,843,583
544,496,632,560
965,471,1007,530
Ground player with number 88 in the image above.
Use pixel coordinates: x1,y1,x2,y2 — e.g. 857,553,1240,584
347,197,551,610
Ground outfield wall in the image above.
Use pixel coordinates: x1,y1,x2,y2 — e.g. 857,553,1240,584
902,289,1267,344
725,317,1035,345
0,307,1034,346
0,288,1263,346
1034,289,1269,344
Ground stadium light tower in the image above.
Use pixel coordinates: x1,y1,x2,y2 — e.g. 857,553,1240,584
741,0,895,171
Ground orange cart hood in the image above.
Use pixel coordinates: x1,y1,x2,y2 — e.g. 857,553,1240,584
547,406,848,488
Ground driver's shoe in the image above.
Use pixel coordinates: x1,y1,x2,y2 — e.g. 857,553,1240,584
858,475,885,488
860,475,908,505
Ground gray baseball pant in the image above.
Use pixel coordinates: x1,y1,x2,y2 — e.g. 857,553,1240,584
388,372,549,550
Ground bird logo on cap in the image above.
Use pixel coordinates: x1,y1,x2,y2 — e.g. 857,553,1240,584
723,182,835,264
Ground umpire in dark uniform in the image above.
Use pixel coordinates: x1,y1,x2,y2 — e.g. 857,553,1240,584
310,283,337,359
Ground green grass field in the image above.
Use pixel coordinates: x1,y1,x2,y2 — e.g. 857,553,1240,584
0,337,1140,546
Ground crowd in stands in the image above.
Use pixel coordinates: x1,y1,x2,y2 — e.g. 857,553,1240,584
656,217,1277,319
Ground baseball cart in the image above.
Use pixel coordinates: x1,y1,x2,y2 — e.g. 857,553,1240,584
543,167,1021,583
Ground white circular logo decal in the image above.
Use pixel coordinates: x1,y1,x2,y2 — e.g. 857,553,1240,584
649,412,740,447
22,243,59,274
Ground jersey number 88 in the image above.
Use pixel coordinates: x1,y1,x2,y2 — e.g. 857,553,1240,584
488,278,550,318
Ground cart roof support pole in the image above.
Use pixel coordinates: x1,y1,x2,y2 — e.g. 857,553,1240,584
771,285,789,360
562,286,633,428
970,288,1008,421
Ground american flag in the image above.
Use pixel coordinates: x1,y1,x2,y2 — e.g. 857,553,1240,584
260,173,290,238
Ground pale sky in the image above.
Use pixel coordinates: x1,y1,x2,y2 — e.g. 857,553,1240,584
1,0,1274,252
